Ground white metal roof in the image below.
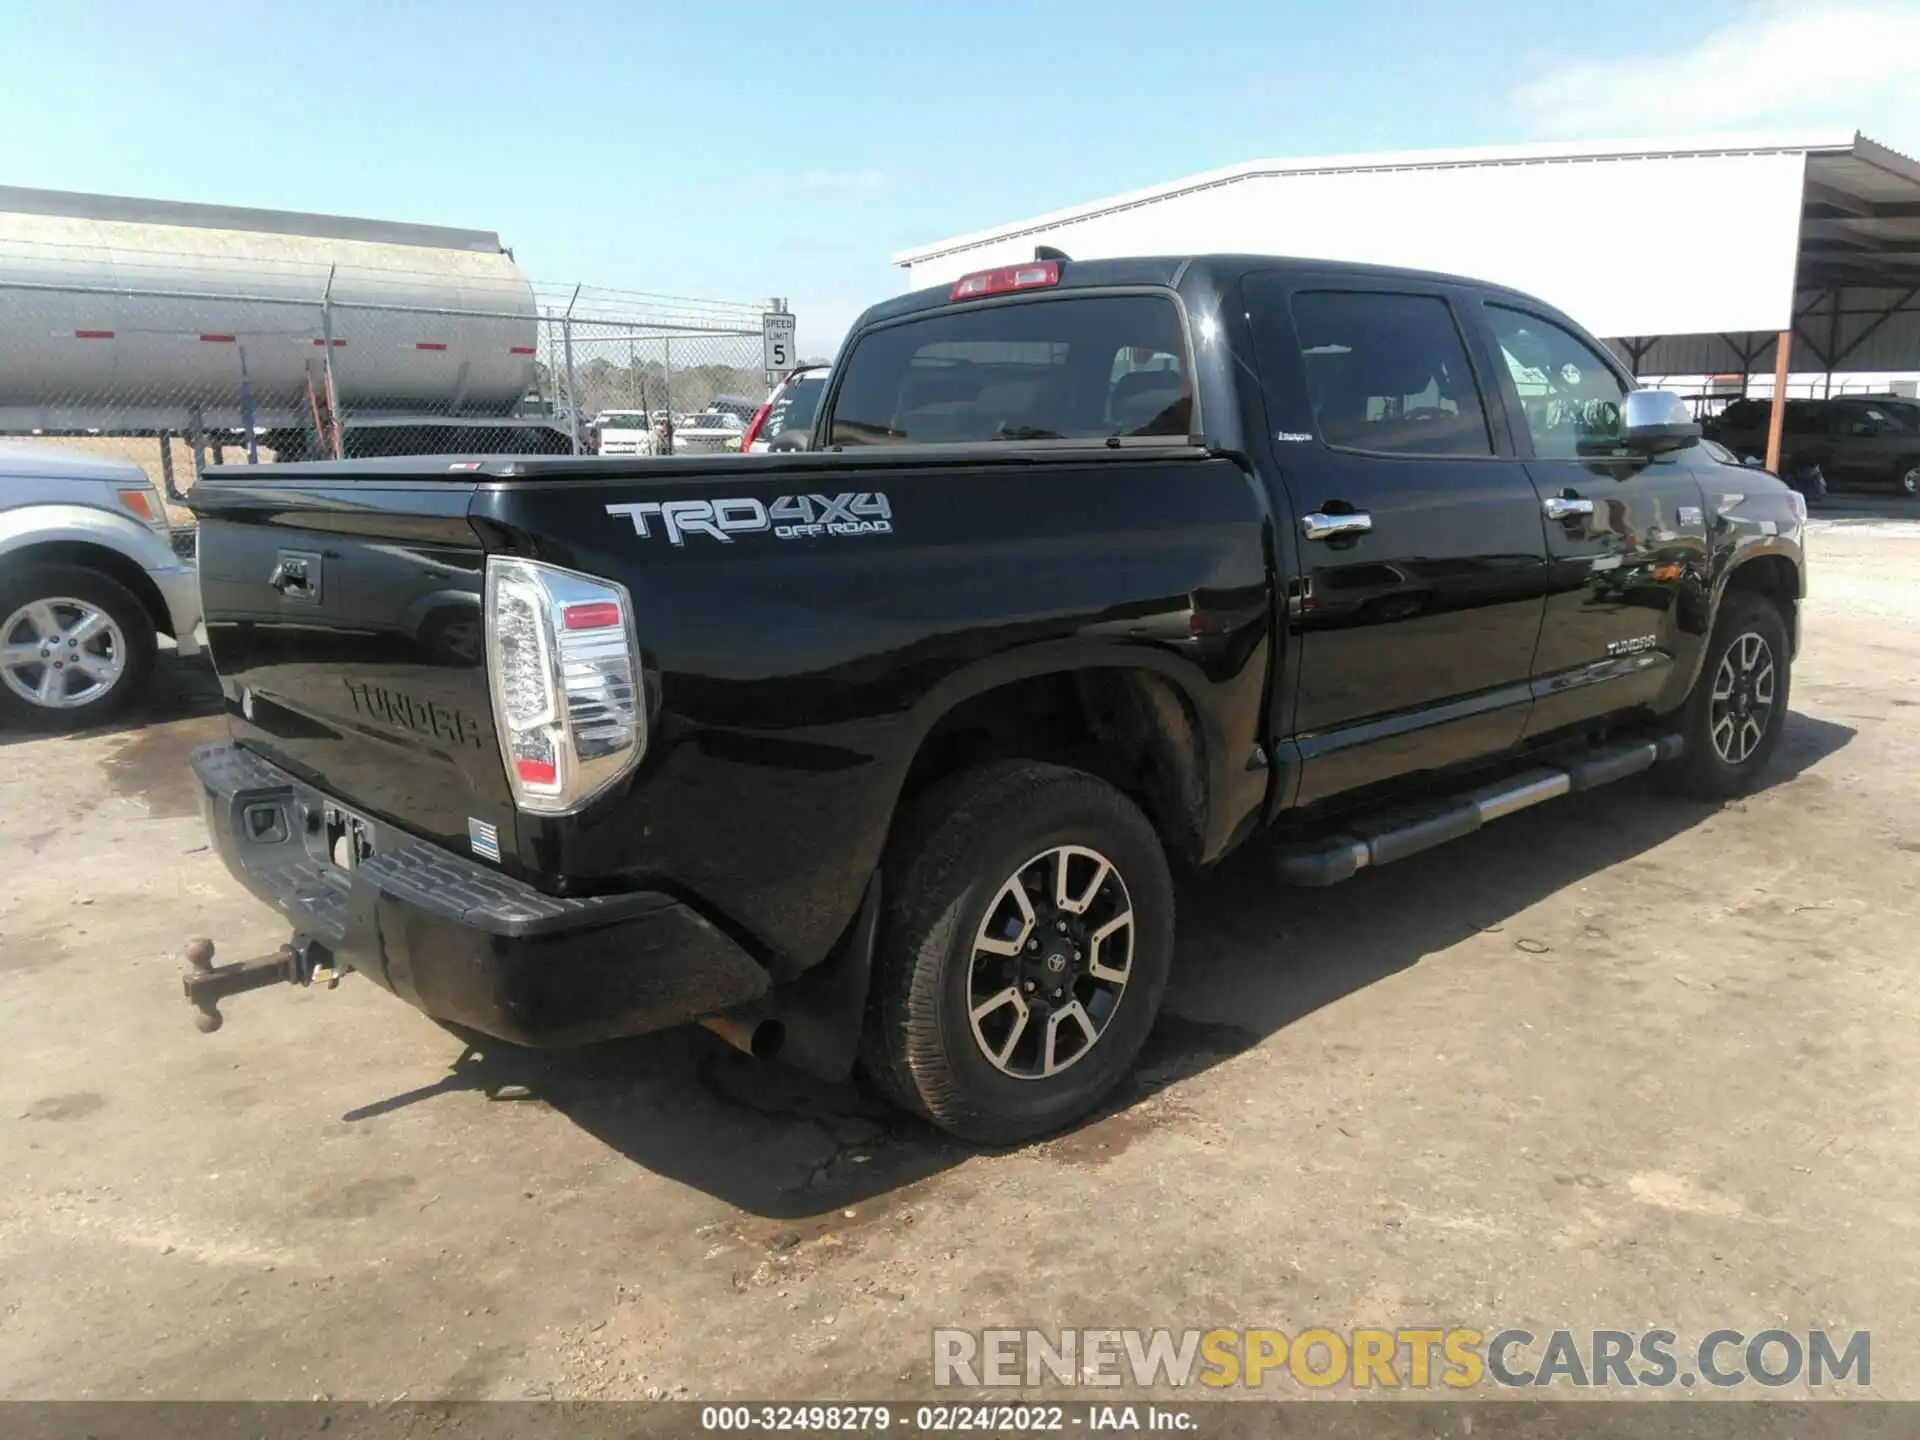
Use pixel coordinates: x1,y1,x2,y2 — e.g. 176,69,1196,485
894,132,1920,355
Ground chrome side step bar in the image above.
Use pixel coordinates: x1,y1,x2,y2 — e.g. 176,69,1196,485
1274,734,1684,887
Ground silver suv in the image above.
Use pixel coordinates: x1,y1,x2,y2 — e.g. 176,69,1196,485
0,447,203,728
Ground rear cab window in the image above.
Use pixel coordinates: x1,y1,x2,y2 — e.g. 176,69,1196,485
826,294,1193,448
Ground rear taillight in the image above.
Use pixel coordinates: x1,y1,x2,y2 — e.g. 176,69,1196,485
739,399,773,451
484,557,645,814
951,260,1059,301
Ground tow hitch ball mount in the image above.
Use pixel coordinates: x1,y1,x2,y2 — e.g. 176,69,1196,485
180,934,343,1033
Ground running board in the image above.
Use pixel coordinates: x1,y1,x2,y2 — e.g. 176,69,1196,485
1274,734,1684,887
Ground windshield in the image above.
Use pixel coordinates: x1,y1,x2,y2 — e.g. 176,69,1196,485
827,294,1192,447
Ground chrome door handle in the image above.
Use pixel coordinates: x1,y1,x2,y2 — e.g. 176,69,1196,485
1301,511,1373,541
268,562,310,595
1543,495,1595,521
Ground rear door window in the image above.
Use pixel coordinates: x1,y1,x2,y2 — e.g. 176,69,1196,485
827,295,1192,447
1291,292,1494,457
1782,403,1826,436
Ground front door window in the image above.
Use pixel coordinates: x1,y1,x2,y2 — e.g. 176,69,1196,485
1487,306,1630,459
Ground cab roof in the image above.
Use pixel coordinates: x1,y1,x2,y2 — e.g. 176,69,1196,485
854,252,1554,333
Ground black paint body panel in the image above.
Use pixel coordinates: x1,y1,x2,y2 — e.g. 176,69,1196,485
191,253,1805,996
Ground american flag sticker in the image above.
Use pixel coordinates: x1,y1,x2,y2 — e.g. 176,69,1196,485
468,817,501,863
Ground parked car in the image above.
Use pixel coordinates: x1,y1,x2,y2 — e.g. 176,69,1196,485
673,410,747,453
0,447,202,728
742,366,830,453
708,394,761,424
1700,439,1828,506
1708,395,1920,497
181,253,1804,1143
594,410,659,457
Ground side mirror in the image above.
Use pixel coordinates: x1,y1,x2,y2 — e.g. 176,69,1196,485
1621,389,1701,455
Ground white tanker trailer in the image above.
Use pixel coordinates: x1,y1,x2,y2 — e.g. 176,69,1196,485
0,186,566,458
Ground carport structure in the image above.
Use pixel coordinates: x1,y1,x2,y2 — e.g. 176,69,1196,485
894,131,1920,472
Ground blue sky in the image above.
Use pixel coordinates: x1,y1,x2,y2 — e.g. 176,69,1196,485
3,0,1917,355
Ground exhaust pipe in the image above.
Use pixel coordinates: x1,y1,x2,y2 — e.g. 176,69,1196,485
700,1014,787,1060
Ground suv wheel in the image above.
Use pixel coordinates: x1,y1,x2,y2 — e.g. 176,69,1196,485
1657,591,1791,799
1897,457,1920,499
861,760,1174,1145
0,564,157,731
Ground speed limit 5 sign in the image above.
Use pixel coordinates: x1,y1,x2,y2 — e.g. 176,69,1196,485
762,312,797,376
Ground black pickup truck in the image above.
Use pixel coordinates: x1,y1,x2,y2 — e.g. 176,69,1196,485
183,253,1806,1143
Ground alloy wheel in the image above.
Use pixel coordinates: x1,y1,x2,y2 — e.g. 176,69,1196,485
967,845,1134,1080
1709,631,1776,766
1,597,127,711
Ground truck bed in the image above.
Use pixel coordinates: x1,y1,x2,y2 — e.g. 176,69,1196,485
190,443,1270,973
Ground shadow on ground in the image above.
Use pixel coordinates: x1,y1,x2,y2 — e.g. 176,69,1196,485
324,710,1856,1220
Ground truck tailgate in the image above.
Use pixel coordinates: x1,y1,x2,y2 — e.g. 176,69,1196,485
192,475,514,863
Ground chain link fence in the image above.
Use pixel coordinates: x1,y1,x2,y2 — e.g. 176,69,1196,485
0,228,784,507
532,285,773,459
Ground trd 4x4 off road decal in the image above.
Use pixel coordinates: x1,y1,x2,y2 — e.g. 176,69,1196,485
605,493,892,545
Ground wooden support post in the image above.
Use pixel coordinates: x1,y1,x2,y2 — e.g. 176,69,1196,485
1764,330,1793,475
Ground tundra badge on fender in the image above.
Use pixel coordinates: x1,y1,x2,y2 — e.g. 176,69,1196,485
606,493,892,545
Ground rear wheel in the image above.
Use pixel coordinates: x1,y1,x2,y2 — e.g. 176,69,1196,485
1896,457,1919,499
1657,591,1791,799
861,761,1174,1145
0,564,157,731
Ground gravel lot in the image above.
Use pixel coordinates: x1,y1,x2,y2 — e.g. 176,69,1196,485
2,499,1916,1403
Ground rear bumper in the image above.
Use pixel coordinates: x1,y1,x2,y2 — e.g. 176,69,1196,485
191,741,773,1046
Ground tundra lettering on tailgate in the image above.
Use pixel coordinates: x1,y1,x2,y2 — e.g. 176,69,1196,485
606,493,893,545
343,678,485,750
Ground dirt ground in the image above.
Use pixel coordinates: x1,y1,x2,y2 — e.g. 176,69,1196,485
1,500,1916,1404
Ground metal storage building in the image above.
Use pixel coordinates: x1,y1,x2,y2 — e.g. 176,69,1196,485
893,132,1920,469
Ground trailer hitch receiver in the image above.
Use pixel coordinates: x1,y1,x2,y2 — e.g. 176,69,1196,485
180,935,340,1033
